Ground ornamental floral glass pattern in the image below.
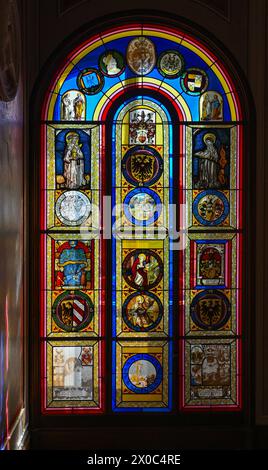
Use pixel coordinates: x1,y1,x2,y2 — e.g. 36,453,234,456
40,23,243,413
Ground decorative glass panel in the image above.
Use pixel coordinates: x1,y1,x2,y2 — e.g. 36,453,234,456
180,338,241,409
40,22,244,414
112,340,172,411
42,339,104,412
41,233,101,338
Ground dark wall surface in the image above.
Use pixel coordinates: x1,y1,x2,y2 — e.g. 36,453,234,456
0,0,27,450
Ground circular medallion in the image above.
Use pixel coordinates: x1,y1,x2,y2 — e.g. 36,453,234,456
77,68,104,95
56,190,91,226
122,292,163,332
99,50,125,77
127,36,156,75
190,290,231,330
180,68,208,95
52,291,94,332
124,188,162,226
122,146,163,186
193,190,229,226
157,50,184,78
122,249,163,290
122,354,163,393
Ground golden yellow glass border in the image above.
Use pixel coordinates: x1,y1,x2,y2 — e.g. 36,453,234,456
46,339,100,408
187,189,237,230
93,78,192,121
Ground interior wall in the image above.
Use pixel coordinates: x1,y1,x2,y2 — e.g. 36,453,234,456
0,0,27,450
24,0,268,429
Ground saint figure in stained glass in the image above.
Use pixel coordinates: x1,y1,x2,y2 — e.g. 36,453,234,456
63,131,86,189
194,133,220,189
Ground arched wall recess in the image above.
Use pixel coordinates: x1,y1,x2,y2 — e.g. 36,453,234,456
30,12,254,423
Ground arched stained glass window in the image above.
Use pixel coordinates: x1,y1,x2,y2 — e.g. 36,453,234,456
39,21,243,414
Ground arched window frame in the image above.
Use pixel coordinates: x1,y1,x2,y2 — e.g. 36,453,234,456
29,12,253,426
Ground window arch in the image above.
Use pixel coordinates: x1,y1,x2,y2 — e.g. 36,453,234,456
37,18,245,416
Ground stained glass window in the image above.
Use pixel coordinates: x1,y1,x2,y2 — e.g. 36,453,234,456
40,22,243,413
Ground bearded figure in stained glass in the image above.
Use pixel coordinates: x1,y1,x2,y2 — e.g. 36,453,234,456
194,133,220,189
63,131,86,189
127,295,153,328
201,92,223,121
61,93,72,120
193,130,229,190
73,93,84,120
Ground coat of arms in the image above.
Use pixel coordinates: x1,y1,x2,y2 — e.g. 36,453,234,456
127,37,156,75
129,109,156,144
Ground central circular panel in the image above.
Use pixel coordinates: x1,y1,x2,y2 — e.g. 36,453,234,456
124,188,162,226
122,146,163,186
122,354,163,394
122,292,163,332
122,249,163,290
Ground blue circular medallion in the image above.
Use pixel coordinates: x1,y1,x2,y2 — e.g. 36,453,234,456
124,187,162,226
122,354,163,394
193,190,229,226
77,68,104,95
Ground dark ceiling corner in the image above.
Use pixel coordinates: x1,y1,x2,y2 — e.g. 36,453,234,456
58,0,89,17
193,0,231,22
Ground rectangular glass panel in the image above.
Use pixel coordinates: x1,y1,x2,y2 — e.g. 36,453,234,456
42,123,102,231
41,122,105,414
112,340,172,411
43,339,104,412
113,238,170,338
180,338,241,409
180,123,242,410
41,233,101,338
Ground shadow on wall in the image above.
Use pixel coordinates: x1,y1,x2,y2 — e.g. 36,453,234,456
0,0,25,451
